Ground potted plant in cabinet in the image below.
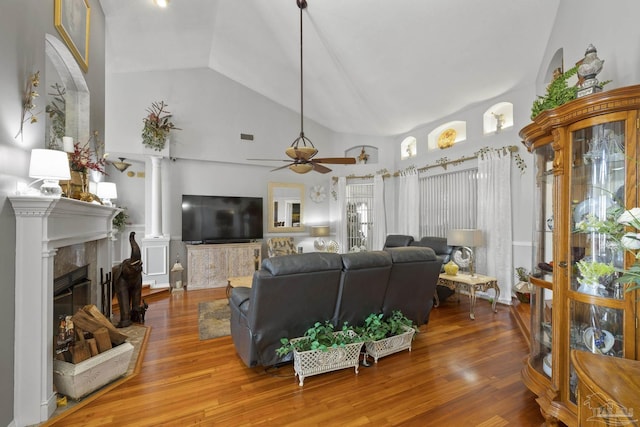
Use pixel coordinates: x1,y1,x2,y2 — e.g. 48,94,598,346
276,321,364,386
357,311,417,364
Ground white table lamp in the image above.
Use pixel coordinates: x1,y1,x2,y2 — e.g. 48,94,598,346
96,182,118,206
28,149,71,197
447,229,483,277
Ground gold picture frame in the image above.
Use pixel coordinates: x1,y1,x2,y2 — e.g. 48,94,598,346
54,0,91,72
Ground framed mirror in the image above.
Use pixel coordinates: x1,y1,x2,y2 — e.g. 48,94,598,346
268,182,305,233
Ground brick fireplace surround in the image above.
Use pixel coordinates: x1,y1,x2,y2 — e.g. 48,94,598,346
10,196,118,426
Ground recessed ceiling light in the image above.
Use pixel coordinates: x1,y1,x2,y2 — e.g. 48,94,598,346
154,0,169,8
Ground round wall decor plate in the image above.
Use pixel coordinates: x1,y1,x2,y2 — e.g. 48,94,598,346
437,128,457,149
309,185,326,203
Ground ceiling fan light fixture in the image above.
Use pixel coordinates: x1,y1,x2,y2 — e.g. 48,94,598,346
289,163,313,174
286,145,317,160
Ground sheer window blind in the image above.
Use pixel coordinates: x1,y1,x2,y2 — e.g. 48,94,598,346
419,168,478,237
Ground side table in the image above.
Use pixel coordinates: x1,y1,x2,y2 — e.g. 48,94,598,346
226,275,253,298
435,273,499,320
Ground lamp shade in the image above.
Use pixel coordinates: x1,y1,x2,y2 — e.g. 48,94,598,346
29,149,71,180
96,182,118,200
447,229,483,247
310,225,330,237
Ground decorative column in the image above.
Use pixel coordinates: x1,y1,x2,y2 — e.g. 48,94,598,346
142,155,170,288
150,155,163,238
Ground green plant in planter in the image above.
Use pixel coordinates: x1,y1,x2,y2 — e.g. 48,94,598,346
112,208,129,233
276,321,362,356
356,310,416,341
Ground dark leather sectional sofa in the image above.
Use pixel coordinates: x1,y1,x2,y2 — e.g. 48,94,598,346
229,247,442,367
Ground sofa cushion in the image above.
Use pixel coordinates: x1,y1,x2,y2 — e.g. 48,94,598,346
388,246,437,262
383,234,414,249
262,252,342,276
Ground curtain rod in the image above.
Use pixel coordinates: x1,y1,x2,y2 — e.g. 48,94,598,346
333,144,520,181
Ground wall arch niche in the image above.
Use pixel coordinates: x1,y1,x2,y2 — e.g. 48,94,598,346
539,48,564,96
400,136,416,160
428,121,466,150
345,145,378,164
483,102,513,134
45,33,90,147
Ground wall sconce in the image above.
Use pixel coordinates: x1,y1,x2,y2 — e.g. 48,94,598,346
112,157,132,173
96,182,117,206
447,229,483,277
310,225,330,251
28,149,71,197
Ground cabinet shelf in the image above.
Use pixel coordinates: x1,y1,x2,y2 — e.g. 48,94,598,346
520,84,640,426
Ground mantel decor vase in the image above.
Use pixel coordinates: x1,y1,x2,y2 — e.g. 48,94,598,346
290,330,363,386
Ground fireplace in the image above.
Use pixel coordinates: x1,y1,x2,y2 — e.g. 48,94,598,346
53,265,91,339
10,196,119,426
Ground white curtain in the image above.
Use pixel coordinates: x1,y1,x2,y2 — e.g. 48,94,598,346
335,177,347,253
477,150,513,305
372,175,387,250
397,168,419,239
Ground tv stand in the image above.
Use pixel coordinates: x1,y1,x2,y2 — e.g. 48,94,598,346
187,242,261,289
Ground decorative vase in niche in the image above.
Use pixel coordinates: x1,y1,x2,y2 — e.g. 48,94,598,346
444,260,459,276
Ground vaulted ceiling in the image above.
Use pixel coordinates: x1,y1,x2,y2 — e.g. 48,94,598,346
99,0,560,137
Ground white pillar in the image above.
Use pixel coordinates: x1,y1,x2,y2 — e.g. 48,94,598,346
150,155,162,238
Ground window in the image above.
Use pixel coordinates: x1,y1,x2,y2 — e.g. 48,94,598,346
419,168,478,237
346,183,374,250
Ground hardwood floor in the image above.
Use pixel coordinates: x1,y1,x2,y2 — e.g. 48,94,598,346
44,288,544,426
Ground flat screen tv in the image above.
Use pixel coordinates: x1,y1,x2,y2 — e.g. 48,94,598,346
181,195,263,244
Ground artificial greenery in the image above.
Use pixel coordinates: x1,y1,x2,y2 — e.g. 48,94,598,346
515,267,530,283
45,83,66,146
356,311,416,342
530,66,580,120
530,65,612,120
141,101,180,151
276,321,362,356
576,260,615,284
112,208,129,233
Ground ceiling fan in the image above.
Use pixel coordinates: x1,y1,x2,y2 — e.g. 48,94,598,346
249,0,356,174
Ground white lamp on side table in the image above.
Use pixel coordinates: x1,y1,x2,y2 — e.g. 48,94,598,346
447,229,483,277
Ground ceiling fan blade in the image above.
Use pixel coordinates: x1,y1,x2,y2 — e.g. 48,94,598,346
313,157,357,164
247,158,291,162
270,163,294,172
312,163,332,174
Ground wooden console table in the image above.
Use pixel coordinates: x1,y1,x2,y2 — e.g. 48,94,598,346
435,273,499,320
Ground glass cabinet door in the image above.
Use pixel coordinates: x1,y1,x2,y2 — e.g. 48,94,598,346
530,143,554,378
567,118,627,403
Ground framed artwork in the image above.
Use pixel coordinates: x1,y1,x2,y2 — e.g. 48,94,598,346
54,0,91,72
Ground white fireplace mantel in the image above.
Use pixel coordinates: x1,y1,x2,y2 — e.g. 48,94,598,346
10,196,119,426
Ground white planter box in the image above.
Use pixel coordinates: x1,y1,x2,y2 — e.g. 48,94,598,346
53,342,134,400
364,326,416,363
291,331,363,386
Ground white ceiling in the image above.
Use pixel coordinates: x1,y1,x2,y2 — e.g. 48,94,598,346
99,0,560,137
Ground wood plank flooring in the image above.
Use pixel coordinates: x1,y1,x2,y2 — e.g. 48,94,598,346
44,288,544,427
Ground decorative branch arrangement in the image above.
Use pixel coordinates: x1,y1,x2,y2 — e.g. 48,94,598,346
141,101,181,151
15,71,40,140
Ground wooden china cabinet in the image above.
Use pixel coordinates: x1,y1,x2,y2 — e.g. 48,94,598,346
520,85,640,426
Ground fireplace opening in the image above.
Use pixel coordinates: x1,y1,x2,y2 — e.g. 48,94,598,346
53,265,91,342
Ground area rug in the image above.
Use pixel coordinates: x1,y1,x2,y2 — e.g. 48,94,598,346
44,323,150,425
198,300,231,340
